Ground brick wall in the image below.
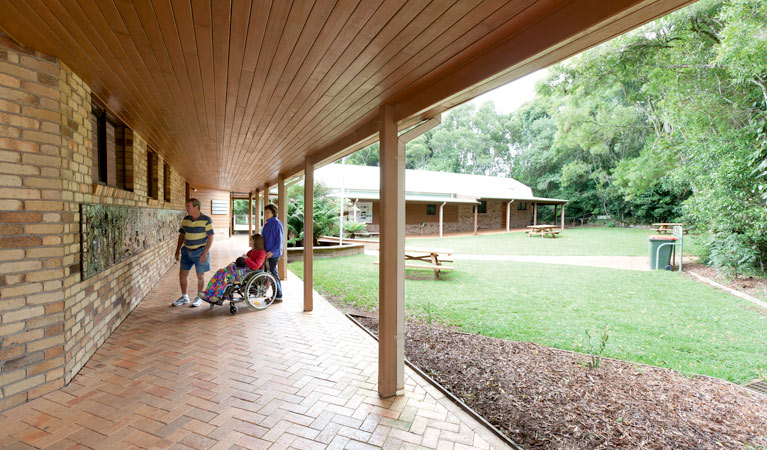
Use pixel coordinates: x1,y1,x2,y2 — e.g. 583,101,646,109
0,34,68,410
0,34,187,411
507,202,533,228
193,187,231,236
366,200,526,235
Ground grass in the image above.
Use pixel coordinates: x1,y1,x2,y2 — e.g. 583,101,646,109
290,254,767,383
405,227,703,256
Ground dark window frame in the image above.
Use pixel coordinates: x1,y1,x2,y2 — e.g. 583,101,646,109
477,200,487,214
92,102,130,191
91,105,107,184
147,147,159,200
163,162,171,202
426,204,436,215
517,201,527,211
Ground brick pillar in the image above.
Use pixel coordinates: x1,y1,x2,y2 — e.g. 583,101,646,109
0,34,67,410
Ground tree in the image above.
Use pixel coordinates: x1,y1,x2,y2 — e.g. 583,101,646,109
285,183,339,246
338,0,767,274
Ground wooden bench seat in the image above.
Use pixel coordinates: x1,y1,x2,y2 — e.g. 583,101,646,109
528,229,560,237
653,228,689,234
373,261,453,271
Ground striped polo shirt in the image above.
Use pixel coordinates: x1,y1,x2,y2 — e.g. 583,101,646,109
179,214,214,249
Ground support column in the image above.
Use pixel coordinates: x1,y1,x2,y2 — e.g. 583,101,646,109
278,176,287,281
473,204,478,235
439,202,445,238
506,200,511,232
561,204,566,230
229,194,233,238
553,205,558,226
533,202,538,226
255,188,262,231
378,103,405,398
304,157,314,312
248,192,253,237
263,183,270,228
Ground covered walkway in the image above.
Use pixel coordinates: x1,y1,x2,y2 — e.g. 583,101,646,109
0,236,512,450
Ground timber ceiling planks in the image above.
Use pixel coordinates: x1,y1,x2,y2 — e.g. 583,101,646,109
0,0,694,191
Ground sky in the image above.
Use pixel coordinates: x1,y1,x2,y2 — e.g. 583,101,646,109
470,68,549,114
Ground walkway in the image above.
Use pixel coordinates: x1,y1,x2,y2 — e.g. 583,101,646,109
362,249,650,272
0,236,513,450
452,254,650,271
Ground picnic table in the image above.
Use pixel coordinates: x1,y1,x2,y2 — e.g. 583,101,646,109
374,246,454,279
652,223,688,234
526,225,560,238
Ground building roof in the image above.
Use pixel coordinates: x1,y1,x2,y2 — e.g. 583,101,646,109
314,164,567,204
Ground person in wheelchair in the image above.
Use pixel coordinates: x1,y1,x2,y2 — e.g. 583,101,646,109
198,233,266,305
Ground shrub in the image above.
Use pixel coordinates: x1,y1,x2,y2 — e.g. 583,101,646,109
343,221,367,238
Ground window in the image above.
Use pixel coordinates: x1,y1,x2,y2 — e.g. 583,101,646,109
163,162,171,202
147,148,159,199
91,103,129,190
517,201,527,211
91,106,106,184
477,200,487,214
426,204,436,215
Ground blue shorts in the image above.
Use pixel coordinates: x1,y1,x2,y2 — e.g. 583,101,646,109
180,246,211,273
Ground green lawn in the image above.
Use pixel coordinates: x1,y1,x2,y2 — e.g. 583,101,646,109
290,254,766,383
405,227,703,256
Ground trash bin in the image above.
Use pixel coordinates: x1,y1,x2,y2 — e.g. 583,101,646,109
648,235,678,270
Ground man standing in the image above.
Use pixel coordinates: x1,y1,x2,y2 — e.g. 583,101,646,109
262,203,284,302
172,198,214,307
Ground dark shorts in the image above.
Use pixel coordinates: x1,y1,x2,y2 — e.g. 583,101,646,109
180,246,210,273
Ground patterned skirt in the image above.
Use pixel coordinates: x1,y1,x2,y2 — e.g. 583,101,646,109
203,263,249,299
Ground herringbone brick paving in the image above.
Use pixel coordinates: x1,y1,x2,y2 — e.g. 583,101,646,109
0,236,514,449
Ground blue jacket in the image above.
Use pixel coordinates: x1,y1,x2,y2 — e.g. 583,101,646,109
262,217,284,258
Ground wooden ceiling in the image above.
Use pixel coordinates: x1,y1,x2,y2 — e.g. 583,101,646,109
0,0,692,191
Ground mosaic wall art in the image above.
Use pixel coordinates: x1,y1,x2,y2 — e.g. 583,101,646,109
81,204,184,279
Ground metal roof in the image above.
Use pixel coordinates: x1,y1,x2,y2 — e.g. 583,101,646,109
314,164,567,203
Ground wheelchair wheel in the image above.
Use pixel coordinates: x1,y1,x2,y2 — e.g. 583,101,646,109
243,271,277,310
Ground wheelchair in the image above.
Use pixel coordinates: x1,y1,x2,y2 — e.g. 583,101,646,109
207,269,278,315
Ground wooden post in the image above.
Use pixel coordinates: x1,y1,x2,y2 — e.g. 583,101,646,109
228,194,233,238
248,192,253,237
255,188,262,232
473,204,478,235
278,176,287,281
263,183,270,227
304,157,314,312
553,204,558,227
561,204,565,230
378,103,404,398
439,202,445,238
533,202,538,226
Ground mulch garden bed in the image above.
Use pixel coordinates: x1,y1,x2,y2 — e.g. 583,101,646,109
352,315,767,450
685,262,767,305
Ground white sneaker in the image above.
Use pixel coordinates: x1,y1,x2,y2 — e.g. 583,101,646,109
190,297,203,307
171,296,189,307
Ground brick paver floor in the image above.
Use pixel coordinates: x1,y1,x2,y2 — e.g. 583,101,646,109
0,235,514,449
